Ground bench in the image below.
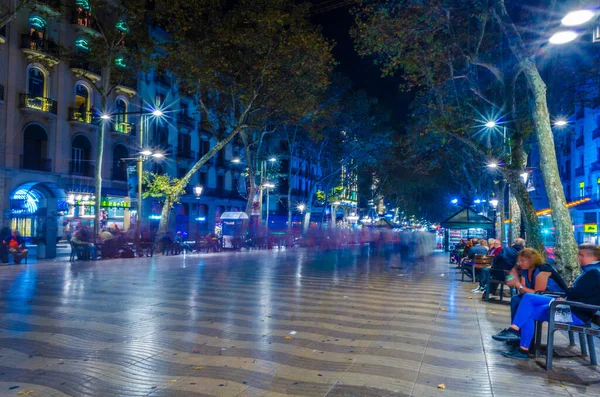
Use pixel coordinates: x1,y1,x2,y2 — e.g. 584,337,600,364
534,299,600,370
482,267,516,302
461,255,493,282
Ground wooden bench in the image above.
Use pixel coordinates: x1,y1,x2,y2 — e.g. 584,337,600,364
461,255,493,282
534,300,600,370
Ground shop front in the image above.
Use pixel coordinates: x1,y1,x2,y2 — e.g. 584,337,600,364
63,193,131,239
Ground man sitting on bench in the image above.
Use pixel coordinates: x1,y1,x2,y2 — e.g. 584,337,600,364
492,243,600,360
4,229,28,264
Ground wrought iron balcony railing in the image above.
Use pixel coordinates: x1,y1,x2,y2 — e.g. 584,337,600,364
19,93,57,114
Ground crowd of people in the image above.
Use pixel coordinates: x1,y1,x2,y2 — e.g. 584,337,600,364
454,236,600,362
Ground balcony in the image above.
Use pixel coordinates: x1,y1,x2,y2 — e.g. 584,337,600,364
20,34,60,66
591,161,600,172
21,155,52,172
69,161,94,177
115,75,138,97
68,107,93,124
112,122,134,135
0,26,6,44
19,93,57,114
575,166,585,177
177,113,195,129
576,136,584,148
70,60,101,82
176,149,197,161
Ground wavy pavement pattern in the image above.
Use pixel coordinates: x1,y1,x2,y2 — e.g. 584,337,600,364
0,249,597,396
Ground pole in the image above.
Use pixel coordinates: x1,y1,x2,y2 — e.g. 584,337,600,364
136,115,145,253
266,188,270,230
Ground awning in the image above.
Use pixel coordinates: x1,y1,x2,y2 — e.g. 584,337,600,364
220,212,249,220
441,208,494,229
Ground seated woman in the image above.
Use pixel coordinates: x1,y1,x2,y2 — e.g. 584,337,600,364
492,243,600,360
505,248,567,322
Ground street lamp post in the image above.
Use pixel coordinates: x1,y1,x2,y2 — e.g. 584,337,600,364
194,185,203,233
263,182,275,230
103,107,165,252
297,203,306,231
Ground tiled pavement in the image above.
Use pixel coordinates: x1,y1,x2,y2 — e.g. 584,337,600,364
0,249,598,396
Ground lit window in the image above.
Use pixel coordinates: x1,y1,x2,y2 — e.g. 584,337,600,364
115,56,126,68
76,0,90,10
29,15,46,30
116,20,128,33
75,37,89,51
580,182,585,198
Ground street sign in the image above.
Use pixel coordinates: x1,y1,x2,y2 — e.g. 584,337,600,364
584,224,597,233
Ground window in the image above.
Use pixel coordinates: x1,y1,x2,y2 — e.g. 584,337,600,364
115,98,127,132
584,212,596,224
217,175,224,191
115,56,126,68
597,177,600,200
198,172,207,186
22,124,48,171
580,181,585,198
71,135,91,175
178,133,191,152
199,140,210,157
177,168,186,178
75,37,90,52
112,145,129,181
28,67,45,98
75,83,89,110
115,20,128,32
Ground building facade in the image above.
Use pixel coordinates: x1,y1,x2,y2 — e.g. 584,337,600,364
0,0,249,251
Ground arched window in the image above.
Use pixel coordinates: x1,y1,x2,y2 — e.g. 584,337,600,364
75,37,89,52
22,124,49,171
71,135,91,176
74,83,90,123
115,98,127,132
112,144,129,181
27,67,45,98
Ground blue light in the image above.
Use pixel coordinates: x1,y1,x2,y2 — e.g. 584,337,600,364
474,199,481,204
451,199,458,204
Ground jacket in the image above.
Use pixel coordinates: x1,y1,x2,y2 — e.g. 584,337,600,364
468,244,489,259
566,263,600,323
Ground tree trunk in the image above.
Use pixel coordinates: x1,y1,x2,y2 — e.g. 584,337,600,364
493,1,579,282
521,61,578,282
286,151,293,231
507,172,544,252
156,197,171,244
497,186,506,245
509,192,520,244
94,94,107,238
156,129,239,241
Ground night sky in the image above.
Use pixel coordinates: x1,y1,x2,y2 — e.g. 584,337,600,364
312,4,413,127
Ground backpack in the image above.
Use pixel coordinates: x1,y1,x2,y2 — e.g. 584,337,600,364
120,248,135,258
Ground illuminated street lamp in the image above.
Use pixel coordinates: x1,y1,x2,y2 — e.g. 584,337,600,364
487,162,498,169
194,186,203,231
561,10,595,26
489,199,499,208
451,198,458,204
549,31,578,44
554,119,568,127
485,120,497,128
231,157,241,164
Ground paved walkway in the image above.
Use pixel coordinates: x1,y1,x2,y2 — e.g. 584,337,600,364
0,249,598,396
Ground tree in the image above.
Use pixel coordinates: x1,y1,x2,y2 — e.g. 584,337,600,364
352,0,577,280
297,86,393,231
62,0,152,237
151,0,333,238
142,172,186,234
